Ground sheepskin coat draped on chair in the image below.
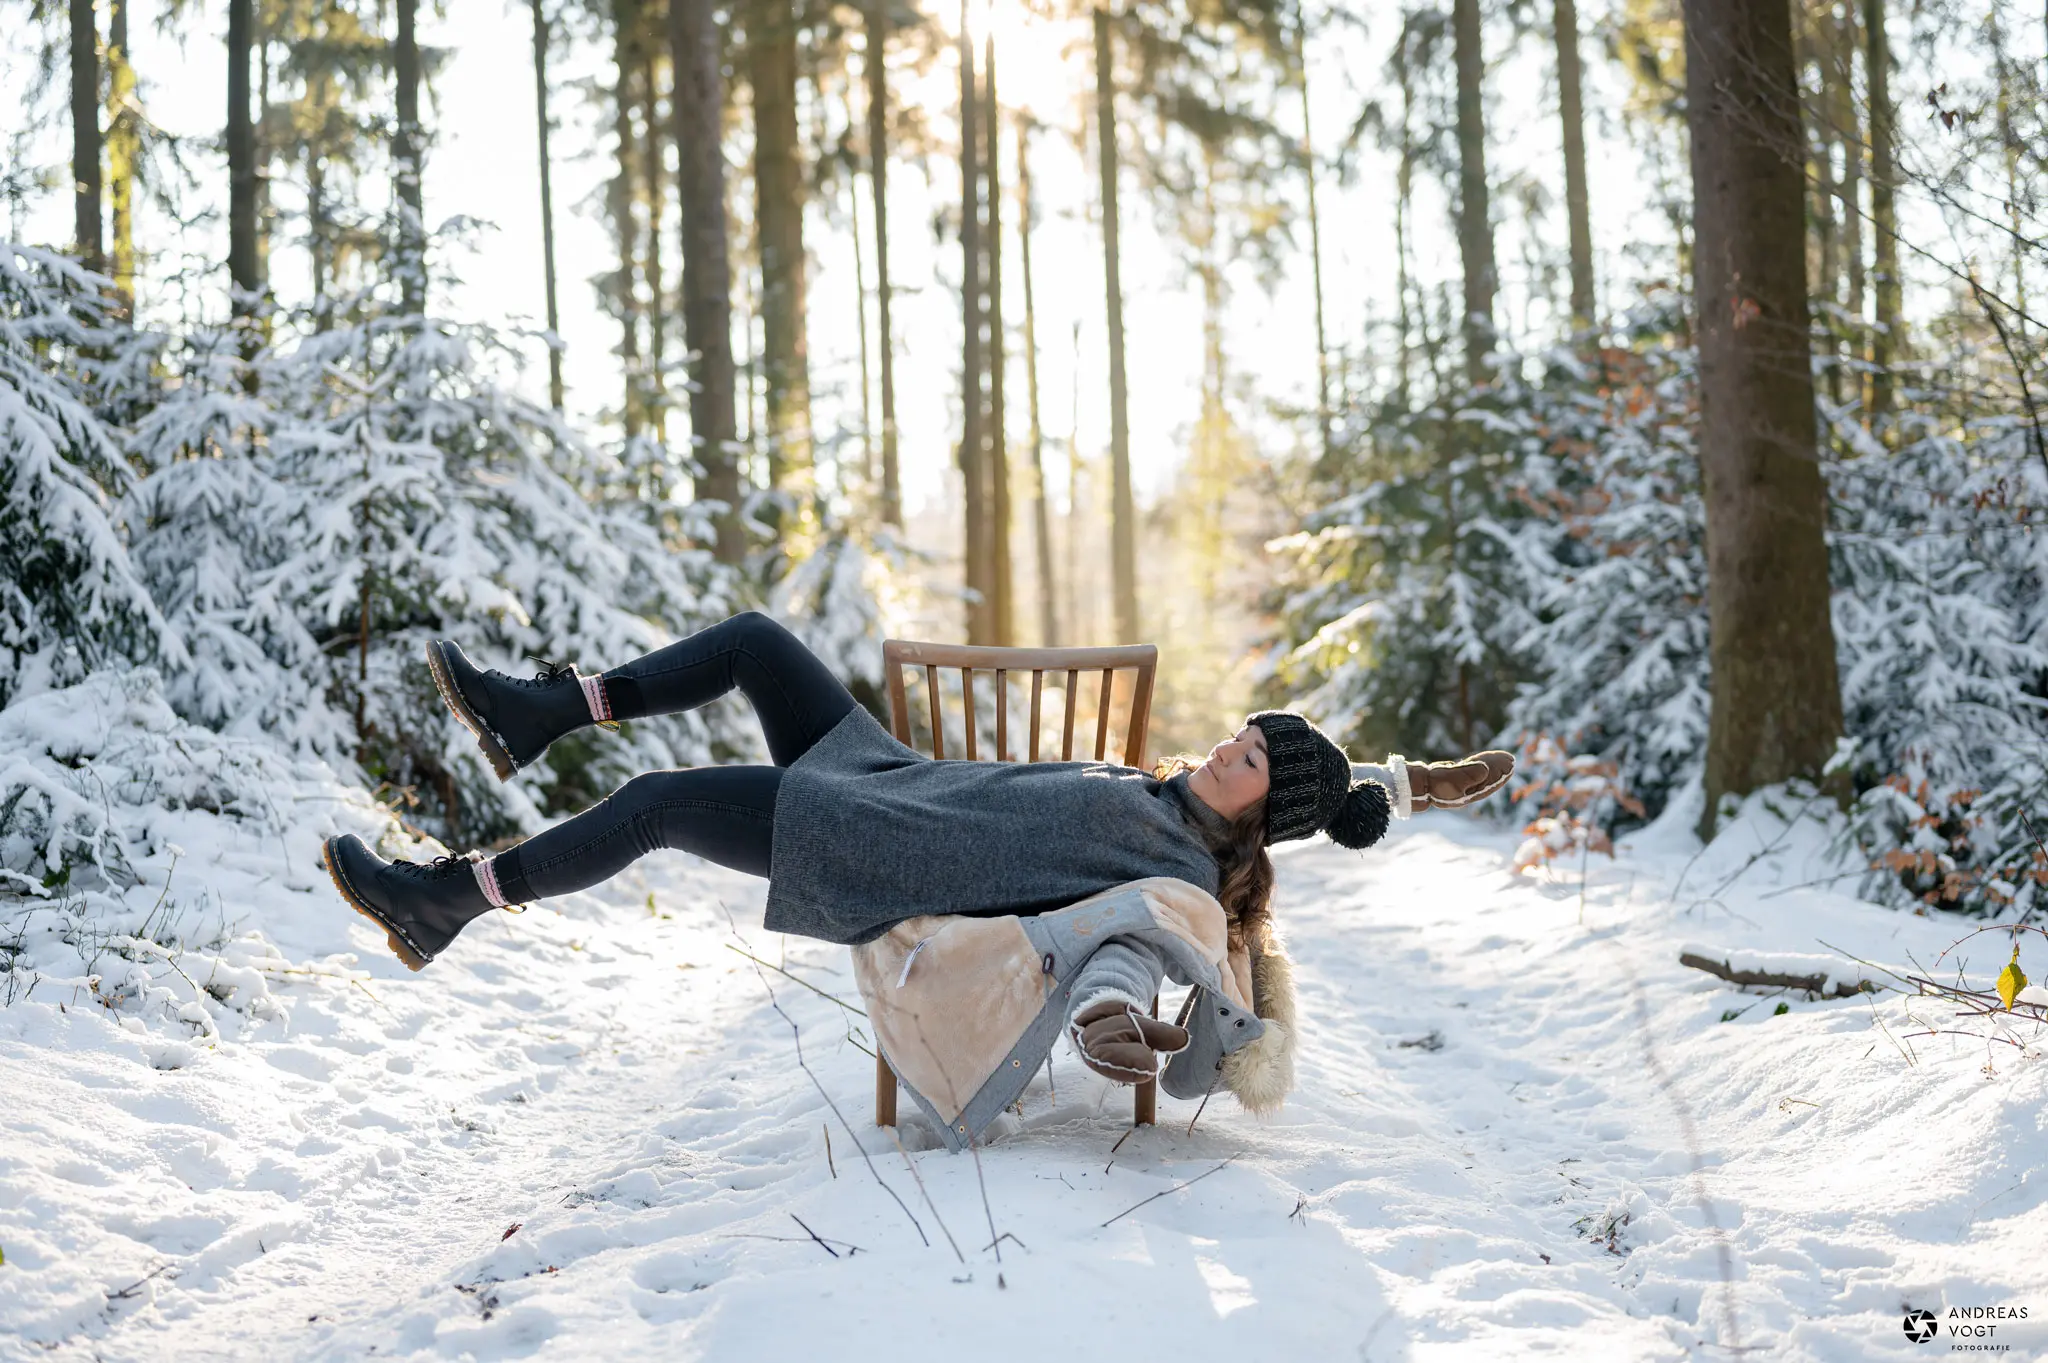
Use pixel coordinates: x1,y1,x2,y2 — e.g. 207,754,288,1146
850,877,1298,1151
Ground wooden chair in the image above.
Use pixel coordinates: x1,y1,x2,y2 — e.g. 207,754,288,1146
873,638,1162,1131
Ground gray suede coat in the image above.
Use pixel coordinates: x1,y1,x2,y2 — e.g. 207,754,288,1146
764,705,1231,945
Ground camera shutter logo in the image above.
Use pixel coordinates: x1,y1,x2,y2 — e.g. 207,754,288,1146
1903,1309,1939,1344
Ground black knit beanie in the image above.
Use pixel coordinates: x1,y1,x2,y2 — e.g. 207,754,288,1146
1246,710,1390,849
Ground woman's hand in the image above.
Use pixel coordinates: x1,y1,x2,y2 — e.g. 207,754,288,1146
1070,999,1190,1083
1408,751,1515,811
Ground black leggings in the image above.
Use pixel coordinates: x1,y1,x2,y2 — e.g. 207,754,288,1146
491,612,856,904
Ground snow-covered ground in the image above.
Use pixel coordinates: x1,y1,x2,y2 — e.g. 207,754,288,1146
5,776,2046,1361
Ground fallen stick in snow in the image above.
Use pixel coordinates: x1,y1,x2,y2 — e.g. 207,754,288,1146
724,943,867,1017
887,1126,965,1263
105,1262,176,1300
1100,1153,1242,1228
791,1213,844,1258
1678,945,1880,998
893,1008,1009,1286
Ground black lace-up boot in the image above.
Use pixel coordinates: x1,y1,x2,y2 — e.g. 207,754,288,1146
323,834,498,970
425,639,599,780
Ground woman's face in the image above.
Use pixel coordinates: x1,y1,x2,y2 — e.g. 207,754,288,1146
1186,723,1270,821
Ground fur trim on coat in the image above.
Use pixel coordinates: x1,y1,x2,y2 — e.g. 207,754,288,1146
1222,940,1298,1114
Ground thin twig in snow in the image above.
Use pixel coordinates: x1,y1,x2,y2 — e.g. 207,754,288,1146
1903,1028,2023,1048
1104,1124,1136,1174
824,1123,836,1179
725,918,926,1247
965,1132,1005,1285
790,1214,842,1258
896,1007,1005,1279
105,1263,176,1300
887,1126,965,1263
720,1231,866,1252
1930,921,2048,969
2015,813,2048,929
1698,795,1823,904
1757,869,1866,899
724,943,867,1016
1100,1153,1243,1228
1185,1068,1223,1137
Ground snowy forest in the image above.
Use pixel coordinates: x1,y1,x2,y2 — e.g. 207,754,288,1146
5,0,2048,1354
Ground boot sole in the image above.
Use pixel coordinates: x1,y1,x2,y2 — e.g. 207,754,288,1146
425,640,518,783
322,837,433,972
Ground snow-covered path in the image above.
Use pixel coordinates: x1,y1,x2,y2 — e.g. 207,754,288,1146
6,803,2046,1360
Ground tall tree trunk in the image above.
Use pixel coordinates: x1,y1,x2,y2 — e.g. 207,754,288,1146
984,37,1013,645
958,11,990,643
1683,0,1845,836
228,0,259,316
1803,23,1840,405
850,93,874,489
1094,7,1138,643
532,0,565,409
106,0,135,308
1837,25,1863,421
1865,0,1898,422
866,0,900,527
613,0,644,437
1553,0,1595,331
1451,0,1496,386
1394,28,1416,407
257,37,272,300
1019,120,1057,647
750,0,809,500
1991,18,2026,319
1066,315,1083,641
309,153,330,323
309,56,332,328
393,0,425,314
673,0,744,561
1196,149,1226,613
1291,0,1332,469
70,0,102,273
641,26,669,435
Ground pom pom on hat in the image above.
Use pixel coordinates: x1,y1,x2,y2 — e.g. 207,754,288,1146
1325,780,1391,850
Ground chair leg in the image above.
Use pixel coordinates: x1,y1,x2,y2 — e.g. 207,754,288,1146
875,1051,897,1127
1133,993,1158,1127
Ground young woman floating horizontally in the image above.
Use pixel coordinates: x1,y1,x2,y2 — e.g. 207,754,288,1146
323,612,1513,1097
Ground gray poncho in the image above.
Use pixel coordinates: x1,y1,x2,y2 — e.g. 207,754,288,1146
765,705,1231,944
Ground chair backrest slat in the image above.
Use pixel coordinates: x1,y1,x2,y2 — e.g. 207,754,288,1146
882,640,1156,771
1028,672,1043,761
1061,669,1079,759
961,669,978,760
995,669,1008,761
1128,662,1157,771
1094,669,1114,760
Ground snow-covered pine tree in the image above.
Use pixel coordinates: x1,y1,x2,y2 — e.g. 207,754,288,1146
0,243,176,707
124,296,758,845
1267,354,1544,763
1827,401,2048,917
1493,327,1710,819
1271,302,1712,824
1272,293,2048,917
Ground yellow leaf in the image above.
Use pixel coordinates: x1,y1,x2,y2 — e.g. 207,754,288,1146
1997,945,2028,1011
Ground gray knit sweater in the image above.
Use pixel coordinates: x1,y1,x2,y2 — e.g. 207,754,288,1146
764,705,1233,946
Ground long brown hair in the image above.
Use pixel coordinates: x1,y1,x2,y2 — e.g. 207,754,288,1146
1155,753,1275,956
